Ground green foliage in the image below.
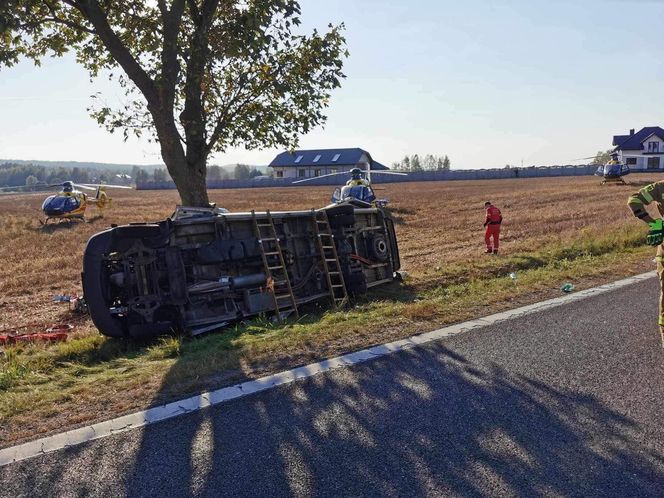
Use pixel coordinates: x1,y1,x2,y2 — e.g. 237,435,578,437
24,174,38,187
146,337,182,360
0,162,130,188
0,1,348,205
592,150,613,165
233,163,251,180
393,154,451,171
152,168,169,182
410,154,422,171
0,349,30,391
442,155,451,170
134,167,150,185
207,165,228,182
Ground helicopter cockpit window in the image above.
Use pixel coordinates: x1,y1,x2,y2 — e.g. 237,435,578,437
44,195,80,211
66,196,80,209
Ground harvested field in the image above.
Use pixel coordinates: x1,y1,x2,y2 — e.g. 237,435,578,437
0,174,661,444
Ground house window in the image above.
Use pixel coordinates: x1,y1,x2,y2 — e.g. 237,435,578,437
313,154,321,163
294,155,303,163
626,157,637,165
298,169,306,177
330,168,338,174
648,142,660,153
314,169,321,177
648,157,660,169
276,170,284,178
332,153,340,162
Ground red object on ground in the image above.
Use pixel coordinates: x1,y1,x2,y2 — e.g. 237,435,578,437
0,324,72,345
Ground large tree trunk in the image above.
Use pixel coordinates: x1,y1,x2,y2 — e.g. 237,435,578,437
167,157,210,207
155,115,211,207
161,151,210,207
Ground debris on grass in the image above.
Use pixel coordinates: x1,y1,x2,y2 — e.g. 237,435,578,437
560,283,575,293
0,323,73,345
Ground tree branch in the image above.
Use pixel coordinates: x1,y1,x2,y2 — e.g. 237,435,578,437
159,0,186,109
186,0,200,21
206,76,251,151
39,0,96,34
206,64,284,152
71,0,160,107
20,16,95,35
181,0,220,164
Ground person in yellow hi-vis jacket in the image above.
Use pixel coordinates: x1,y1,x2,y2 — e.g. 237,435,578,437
628,181,664,346
346,168,370,187
607,152,620,165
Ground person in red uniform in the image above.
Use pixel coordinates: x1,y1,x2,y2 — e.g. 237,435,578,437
484,201,502,254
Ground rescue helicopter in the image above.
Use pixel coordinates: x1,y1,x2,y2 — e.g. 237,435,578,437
0,180,132,223
572,151,638,185
292,167,407,207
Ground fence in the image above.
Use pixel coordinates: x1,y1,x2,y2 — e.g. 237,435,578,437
137,165,600,190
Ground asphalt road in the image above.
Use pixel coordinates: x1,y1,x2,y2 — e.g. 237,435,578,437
3,277,664,497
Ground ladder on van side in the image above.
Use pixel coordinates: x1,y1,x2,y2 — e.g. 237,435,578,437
251,210,298,321
311,209,348,308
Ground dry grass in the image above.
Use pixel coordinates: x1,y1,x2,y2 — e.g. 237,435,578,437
0,174,661,445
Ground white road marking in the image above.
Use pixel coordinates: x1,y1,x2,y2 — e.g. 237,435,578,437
0,271,656,466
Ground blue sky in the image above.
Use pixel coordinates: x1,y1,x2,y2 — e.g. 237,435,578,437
1,0,663,168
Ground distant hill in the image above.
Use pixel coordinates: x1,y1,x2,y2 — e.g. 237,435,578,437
1,159,269,174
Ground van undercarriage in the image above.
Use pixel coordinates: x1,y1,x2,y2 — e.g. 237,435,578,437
82,204,400,338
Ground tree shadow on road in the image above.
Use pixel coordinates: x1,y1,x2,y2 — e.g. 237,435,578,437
4,343,663,497
116,343,663,497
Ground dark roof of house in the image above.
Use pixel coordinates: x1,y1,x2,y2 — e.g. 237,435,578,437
268,148,389,170
612,135,630,146
613,127,664,151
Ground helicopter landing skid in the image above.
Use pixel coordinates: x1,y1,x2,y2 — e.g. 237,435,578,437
601,177,627,186
39,216,86,226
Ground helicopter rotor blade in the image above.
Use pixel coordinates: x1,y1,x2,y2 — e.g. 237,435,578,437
79,184,133,189
355,169,409,175
292,169,408,184
73,184,97,191
292,171,349,184
370,171,408,176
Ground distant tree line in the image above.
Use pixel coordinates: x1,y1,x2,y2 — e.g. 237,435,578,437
0,162,131,188
591,150,614,166
144,164,265,184
391,154,451,172
0,162,268,189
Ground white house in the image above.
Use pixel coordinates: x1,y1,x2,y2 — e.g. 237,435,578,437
268,148,388,179
613,126,664,170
